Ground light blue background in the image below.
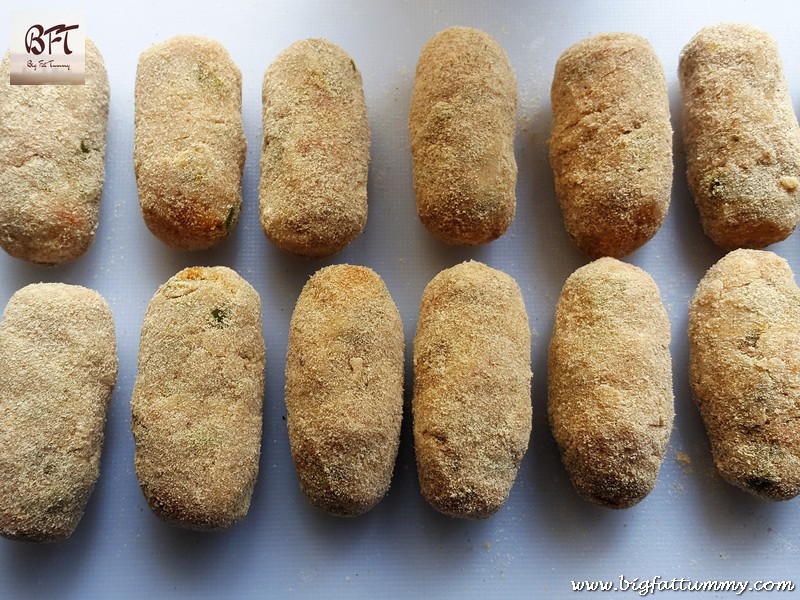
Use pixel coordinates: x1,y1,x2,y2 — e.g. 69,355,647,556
1,1,799,597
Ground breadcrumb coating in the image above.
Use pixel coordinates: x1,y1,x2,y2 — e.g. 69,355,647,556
0,40,109,264
260,39,369,257
548,258,673,509
413,261,531,518
689,249,800,500
286,265,404,516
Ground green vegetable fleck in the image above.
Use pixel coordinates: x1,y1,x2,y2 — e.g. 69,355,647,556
350,58,356,72
709,176,724,196
211,308,229,328
196,63,225,89
80,140,90,154
739,330,763,350
225,206,237,230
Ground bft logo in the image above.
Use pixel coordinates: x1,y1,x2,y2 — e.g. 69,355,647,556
25,24,80,56
10,12,85,84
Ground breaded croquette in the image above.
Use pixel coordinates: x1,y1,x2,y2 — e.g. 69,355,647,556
132,266,265,529
680,24,800,249
260,39,369,257
135,36,246,250
409,27,518,245
0,40,109,264
0,284,117,541
689,249,800,500
286,265,404,516
414,261,531,518
549,33,672,258
548,258,673,509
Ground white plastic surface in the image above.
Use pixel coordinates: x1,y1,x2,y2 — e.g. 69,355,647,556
1,1,800,598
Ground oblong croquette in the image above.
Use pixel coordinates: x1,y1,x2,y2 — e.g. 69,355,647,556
689,249,800,500
548,258,673,509
132,266,265,529
286,265,404,516
679,24,800,249
409,27,518,245
413,261,531,518
0,39,109,265
549,33,672,258
260,39,369,257
134,36,246,250
0,284,117,542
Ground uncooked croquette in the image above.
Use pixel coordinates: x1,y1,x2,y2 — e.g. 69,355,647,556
689,249,800,500
285,265,404,516
0,284,117,541
0,40,109,265
549,33,672,258
260,39,369,258
548,258,674,509
413,261,531,518
409,27,518,246
132,266,265,529
679,24,800,249
134,36,246,250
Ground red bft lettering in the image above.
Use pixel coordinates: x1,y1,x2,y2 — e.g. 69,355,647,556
25,24,79,55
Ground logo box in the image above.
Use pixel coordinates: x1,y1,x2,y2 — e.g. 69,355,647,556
9,12,85,85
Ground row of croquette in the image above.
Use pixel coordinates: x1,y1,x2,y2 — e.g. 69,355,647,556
2,24,799,264
1,248,797,542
